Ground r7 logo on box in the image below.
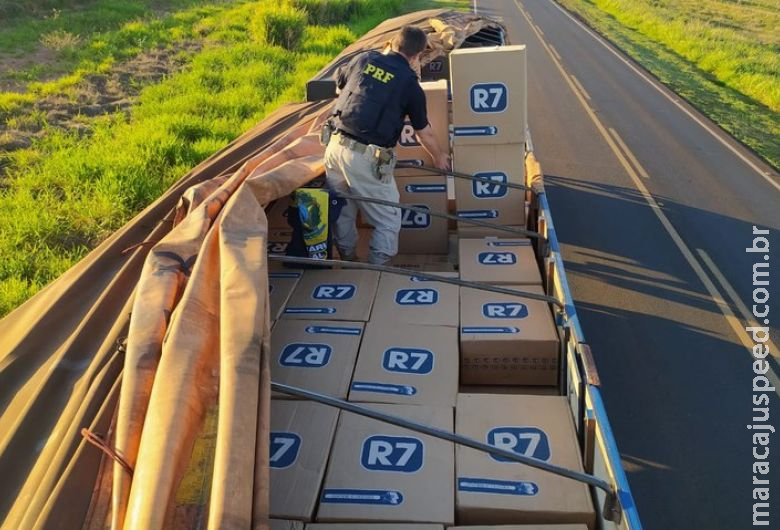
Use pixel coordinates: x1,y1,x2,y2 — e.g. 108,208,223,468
401,205,431,229
313,284,355,300
487,427,551,462
361,435,424,472
269,432,301,468
482,302,528,319
470,83,508,113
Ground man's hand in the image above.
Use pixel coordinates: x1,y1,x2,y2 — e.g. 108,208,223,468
434,152,451,172
415,124,451,172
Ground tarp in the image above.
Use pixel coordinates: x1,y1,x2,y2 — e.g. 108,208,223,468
0,9,500,530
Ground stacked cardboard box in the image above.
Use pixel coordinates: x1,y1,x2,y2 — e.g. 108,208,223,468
309,526,443,530
459,285,559,386
282,270,380,321
348,273,459,406
450,46,527,237
269,271,302,320
395,80,450,254
271,319,364,399
455,394,595,527
270,401,340,521
317,404,454,524
458,238,541,286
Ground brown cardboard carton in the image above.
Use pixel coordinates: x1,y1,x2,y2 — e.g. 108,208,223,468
371,272,459,327
282,270,380,321
449,526,587,530
268,229,294,267
396,80,450,177
450,46,526,146
455,395,595,527
269,270,303,320
271,319,364,399
317,404,454,524
459,285,559,386
267,197,292,229
453,143,526,227
397,175,449,254
458,239,541,286
306,523,444,530
349,322,458,406
271,520,304,530
270,400,339,521
448,524,588,530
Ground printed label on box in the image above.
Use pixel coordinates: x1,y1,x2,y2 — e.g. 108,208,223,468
470,83,508,113
382,347,434,374
472,172,508,198
312,284,355,300
361,436,424,473
487,426,551,462
457,477,538,496
401,205,431,229
395,288,439,306
269,432,301,469
278,343,332,368
482,302,529,319
320,489,404,506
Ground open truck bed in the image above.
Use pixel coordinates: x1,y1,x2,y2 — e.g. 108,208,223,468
0,9,641,530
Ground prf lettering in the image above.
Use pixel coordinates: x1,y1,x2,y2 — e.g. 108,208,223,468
363,63,395,83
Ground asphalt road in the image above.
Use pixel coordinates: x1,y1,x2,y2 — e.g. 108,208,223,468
473,1,780,528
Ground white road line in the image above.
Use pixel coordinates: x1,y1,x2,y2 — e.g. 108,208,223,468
697,248,779,363
473,0,477,14
544,0,780,191
570,74,592,101
608,128,650,179
513,0,780,396
549,44,562,61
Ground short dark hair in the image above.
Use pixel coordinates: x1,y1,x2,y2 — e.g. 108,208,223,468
394,26,428,57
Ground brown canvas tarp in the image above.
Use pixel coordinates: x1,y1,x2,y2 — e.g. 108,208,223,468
0,9,499,530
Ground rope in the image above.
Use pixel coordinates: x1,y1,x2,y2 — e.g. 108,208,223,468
81,428,133,477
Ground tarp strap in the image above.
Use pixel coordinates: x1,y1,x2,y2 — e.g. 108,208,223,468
81,428,134,477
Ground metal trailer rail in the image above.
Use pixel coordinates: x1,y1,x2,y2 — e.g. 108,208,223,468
528,138,643,529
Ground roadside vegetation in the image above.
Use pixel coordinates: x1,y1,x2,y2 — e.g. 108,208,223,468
557,0,780,170
1,0,473,315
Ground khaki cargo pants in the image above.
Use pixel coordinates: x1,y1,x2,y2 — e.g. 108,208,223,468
324,137,401,265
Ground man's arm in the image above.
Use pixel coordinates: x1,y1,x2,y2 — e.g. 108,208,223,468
406,81,450,171
416,125,451,171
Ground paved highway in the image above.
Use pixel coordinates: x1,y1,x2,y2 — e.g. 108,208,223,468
473,1,780,528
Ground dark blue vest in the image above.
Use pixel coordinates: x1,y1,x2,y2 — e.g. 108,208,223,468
334,51,416,148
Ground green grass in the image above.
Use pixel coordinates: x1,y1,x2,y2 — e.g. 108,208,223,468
2,0,477,316
557,0,780,169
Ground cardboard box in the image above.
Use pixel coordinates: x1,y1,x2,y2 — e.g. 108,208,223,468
396,80,450,177
458,385,560,396
270,400,340,521
421,53,450,83
271,319,364,399
455,394,595,527
397,175,449,254
370,272,459,327
458,239,541,286
459,285,559,386
282,270,380,321
271,521,304,530
449,526,587,530
317,404,454,524
270,270,302,320
448,524,588,530
450,46,527,146
453,143,526,227
349,322,458,406
306,523,444,530
267,197,293,229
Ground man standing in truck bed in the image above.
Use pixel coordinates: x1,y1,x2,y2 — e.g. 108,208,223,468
324,25,451,265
